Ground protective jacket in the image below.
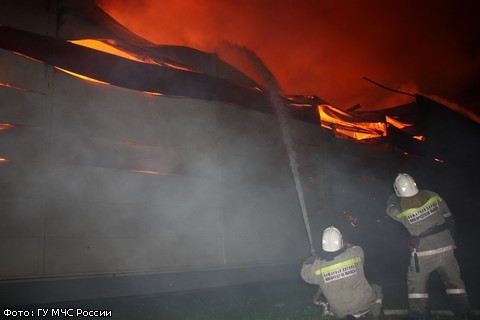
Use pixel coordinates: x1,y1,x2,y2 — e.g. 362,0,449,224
301,244,381,319
386,190,455,253
386,189,470,318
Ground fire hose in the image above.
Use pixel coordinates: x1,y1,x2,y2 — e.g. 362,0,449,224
268,88,317,257
229,42,317,256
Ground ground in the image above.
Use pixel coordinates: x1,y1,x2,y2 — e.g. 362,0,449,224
18,277,479,320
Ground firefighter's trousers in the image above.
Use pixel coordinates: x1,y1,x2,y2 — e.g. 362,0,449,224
407,248,470,318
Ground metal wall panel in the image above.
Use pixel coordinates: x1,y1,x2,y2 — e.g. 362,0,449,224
0,60,314,279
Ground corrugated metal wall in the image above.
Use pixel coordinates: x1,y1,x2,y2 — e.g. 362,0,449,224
1,55,329,278
0,1,328,280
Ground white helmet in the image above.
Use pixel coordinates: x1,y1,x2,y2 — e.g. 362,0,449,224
322,226,343,252
394,173,418,197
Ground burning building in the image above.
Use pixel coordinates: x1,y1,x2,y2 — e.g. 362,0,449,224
1,0,479,307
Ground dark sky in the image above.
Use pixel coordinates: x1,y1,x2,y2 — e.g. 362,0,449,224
98,0,480,120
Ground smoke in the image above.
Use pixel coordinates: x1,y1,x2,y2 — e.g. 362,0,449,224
97,0,480,113
216,41,316,255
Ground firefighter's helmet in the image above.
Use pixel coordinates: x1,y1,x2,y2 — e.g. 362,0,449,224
394,173,419,197
322,226,344,252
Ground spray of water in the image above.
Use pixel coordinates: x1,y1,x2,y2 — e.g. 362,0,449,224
217,42,316,256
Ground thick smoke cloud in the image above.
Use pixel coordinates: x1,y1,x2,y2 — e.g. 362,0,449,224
98,0,480,115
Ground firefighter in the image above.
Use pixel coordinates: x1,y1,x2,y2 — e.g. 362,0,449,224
301,226,383,320
386,173,471,319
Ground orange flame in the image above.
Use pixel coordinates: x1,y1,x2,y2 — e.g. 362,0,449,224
12,51,43,63
57,41,170,95
0,123,15,131
385,115,412,129
4,28,426,144
318,104,386,140
386,116,424,141
55,67,109,85
69,40,144,63
1,82,45,94
142,91,164,96
69,39,195,72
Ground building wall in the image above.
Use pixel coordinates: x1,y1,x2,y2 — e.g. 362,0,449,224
0,43,329,279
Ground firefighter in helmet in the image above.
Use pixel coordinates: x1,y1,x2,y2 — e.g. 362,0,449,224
301,226,383,320
386,173,471,319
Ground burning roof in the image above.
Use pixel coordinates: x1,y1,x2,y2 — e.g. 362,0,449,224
0,2,479,301
0,0,478,156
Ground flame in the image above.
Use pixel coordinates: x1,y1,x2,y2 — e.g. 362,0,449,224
385,116,424,141
0,158,8,163
99,0,479,118
1,82,27,91
0,123,15,131
55,67,166,96
142,91,164,96
162,62,196,72
69,39,144,62
385,115,413,129
12,51,43,63
1,24,430,145
54,67,109,84
0,82,45,94
318,104,386,140
70,39,195,72
57,41,170,94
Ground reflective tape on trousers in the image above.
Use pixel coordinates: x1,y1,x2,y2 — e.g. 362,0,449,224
408,293,429,299
414,245,455,257
446,288,467,294
353,310,370,318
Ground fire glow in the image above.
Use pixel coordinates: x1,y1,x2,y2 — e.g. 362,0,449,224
0,123,15,131
70,39,195,72
67,39,398,142
318,104,387,141
69,39,144,63
55,67,109,85
0,21,427,143
0,82,44,95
